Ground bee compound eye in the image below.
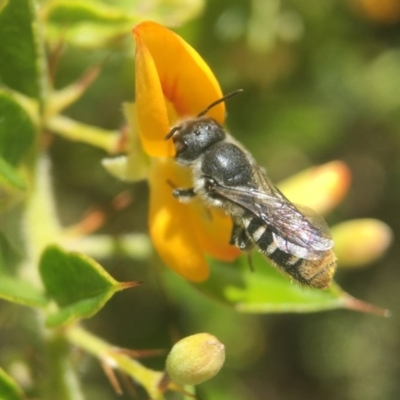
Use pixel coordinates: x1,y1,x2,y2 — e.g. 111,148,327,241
204,176,217,189
175,138,188,154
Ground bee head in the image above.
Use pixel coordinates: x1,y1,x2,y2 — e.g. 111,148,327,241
166,118,225,165
164,89,243,165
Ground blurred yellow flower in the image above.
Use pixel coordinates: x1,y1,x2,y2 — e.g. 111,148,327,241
351,0,400,24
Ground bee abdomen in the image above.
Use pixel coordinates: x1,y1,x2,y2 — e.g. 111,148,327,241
297,252,336,289
268,247,336,289
248,221,295,264
244,218,275,254
243,216,336,289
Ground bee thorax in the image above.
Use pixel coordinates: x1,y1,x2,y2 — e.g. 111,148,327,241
201,142,254,187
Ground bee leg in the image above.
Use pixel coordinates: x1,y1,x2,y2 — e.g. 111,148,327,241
172,187,196,203
247,252,254,272
166,179,196,202
230,223,255,272
229,222,253,251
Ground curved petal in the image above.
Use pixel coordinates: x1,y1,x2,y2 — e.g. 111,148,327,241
134,31,175,157
133,22,225,130
149,159,209,282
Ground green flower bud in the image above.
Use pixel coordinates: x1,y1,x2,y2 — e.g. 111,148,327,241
166,333,225,386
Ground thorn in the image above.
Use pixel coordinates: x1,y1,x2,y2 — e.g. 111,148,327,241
111,190,134,211
101,360,123,395
48,25,69,83
74,51,114,93
64,190,135,237
157,372,170,392
119,372,139,398
76,63,103,92
73,208,107,235
114,124,130,153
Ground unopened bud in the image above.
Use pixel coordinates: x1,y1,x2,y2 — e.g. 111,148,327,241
332,219,392,267
166,333,225,386
279,161,351,215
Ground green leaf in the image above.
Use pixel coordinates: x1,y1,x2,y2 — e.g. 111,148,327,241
138,0,204,26
0,0,41,97
0,91,35,166
39,245,139,327
0,232,45,308
0,367,25,400
43,0,134,48
43,0,204,48
0,231,21,275
44,0,132,25
195,253,388,316
0,276,48,308
0,157,26,190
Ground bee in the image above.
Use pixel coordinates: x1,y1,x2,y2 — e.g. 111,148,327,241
165,90,336,289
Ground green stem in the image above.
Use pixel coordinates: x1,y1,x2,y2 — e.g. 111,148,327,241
43,333,85,400
23,157,61,280
20,156,61,289
46,115,120,153
46,65,102,117
65,325,166,400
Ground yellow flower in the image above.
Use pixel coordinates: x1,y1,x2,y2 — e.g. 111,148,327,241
132,21,240,282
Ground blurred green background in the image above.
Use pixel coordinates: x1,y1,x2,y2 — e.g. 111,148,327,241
2,0,400,399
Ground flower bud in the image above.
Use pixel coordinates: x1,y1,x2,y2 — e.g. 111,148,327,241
279,161,351,215
166,333,225,386
331,218,392,267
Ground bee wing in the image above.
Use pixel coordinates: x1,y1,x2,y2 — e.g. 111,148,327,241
209,167,333,258
268,202,334,260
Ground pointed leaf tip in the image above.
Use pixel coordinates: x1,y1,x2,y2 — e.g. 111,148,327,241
117,281,143,290
342,294,390,317
194,253,387,315
39,245,134,327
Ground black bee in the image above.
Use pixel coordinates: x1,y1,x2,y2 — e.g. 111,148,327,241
165,90,336,289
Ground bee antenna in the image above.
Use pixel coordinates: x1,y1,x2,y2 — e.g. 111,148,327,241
165,125,181,141
197,88,243,118
164,89,243,140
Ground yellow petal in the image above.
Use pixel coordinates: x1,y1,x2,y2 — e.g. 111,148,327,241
161,159,240,262
133,22,225,135
134,30,175,157
278,161,351,215
190,204,241,261
149,159,209,282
